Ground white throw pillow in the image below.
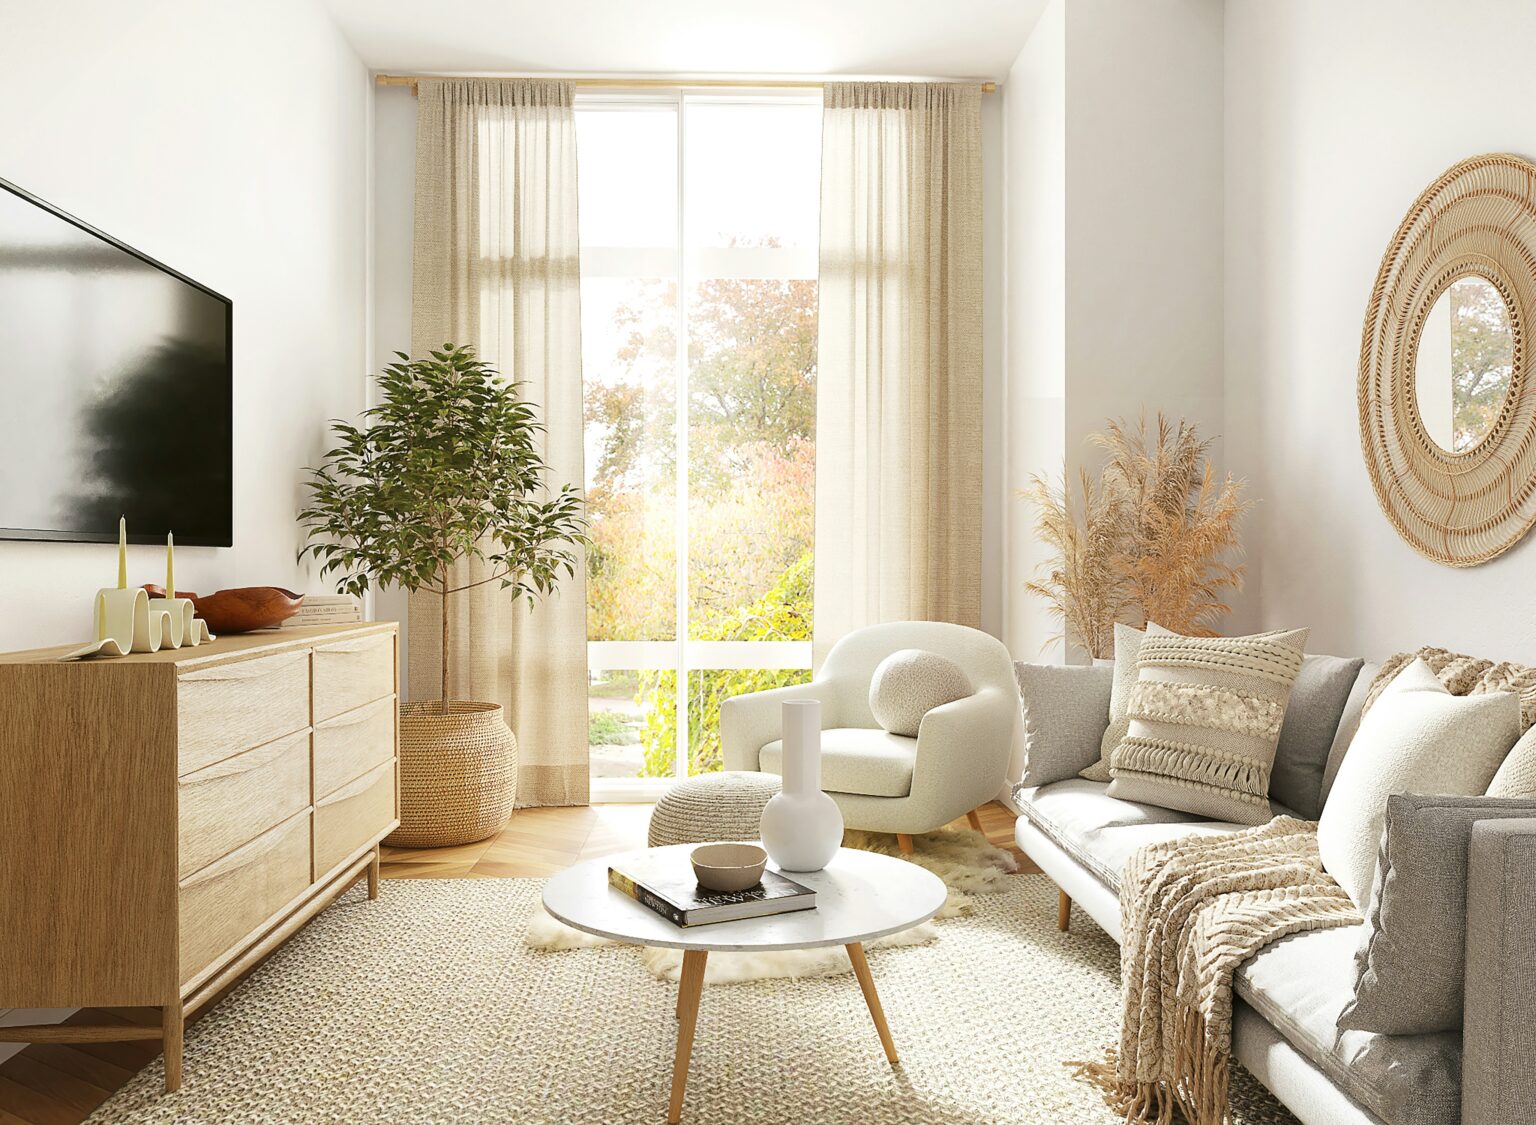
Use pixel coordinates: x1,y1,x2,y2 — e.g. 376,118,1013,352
868,649,973,737
1317,658,1521,906
1080,622,1145,782
1487,724,1536,797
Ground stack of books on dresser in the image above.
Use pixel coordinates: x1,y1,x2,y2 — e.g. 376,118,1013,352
280,594,363,629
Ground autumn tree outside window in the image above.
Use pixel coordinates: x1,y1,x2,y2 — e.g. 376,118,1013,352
576,92,821,793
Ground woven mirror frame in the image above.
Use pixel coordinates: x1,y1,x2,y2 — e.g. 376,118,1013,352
1359,152,1536,566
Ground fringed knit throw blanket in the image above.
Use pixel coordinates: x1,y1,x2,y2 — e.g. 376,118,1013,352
1080,817,1360,1125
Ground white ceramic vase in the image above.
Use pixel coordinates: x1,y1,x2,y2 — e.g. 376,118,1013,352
759,699,844,872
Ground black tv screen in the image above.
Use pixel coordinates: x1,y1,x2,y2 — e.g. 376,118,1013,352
0,177,233,546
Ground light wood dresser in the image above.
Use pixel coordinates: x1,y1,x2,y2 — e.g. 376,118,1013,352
0,621,399,1090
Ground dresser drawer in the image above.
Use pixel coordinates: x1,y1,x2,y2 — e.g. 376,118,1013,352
314,760,396,879
313,632,393,722
314,696,396,800
179,810,311,984
177,650,310,775
178,729,311,880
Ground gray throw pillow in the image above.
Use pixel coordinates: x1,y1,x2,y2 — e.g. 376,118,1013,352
1271,654,1365,818
1319,661,1378,809
1339,793,1536,1035
1015,662,1114,787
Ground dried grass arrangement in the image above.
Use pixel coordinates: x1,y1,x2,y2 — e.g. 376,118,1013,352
1023,414,1253,658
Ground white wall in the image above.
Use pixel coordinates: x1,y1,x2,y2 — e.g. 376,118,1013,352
0,0,369,652
1225,0,1536,662
1001,0,1227,663
1062,0,1224,466
1000,0,1067,664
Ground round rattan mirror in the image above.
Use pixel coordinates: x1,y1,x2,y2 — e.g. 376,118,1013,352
1360,152,1536,566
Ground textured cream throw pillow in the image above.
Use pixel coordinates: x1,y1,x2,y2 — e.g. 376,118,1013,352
1104,624,1309,824
867,649,972,737
1317,658,1522,907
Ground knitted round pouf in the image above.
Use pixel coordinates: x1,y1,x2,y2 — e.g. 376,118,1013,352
647,770,784,847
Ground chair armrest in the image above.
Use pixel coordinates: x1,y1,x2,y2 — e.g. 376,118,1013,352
909,686,1019,816
719,680,837,772
1462,819,1536,1125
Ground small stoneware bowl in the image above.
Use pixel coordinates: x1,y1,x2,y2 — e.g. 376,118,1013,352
690,843,768,893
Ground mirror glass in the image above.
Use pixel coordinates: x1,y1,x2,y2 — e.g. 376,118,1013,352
1415,275,1516,452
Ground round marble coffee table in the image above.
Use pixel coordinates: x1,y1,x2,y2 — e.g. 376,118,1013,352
543,845,947,1124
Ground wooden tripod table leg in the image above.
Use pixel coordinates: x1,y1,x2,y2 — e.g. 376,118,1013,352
668,949,708,1124
846,942,898,1063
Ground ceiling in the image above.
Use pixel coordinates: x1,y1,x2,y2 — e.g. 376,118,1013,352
320,0,1047,82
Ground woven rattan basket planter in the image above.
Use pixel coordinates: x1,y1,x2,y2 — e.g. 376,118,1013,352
387,700,518,848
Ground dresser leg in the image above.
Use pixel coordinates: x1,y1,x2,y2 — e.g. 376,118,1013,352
368,845,381,900
162,1003,184,1092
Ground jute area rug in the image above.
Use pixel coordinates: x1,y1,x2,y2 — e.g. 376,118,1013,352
88,874,1298,1124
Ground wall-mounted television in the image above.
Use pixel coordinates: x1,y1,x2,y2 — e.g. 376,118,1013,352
0,177,233,547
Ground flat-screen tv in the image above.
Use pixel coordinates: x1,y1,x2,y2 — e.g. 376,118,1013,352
0,177,233,546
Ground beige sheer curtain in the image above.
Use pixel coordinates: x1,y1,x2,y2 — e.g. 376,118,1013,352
409,78,588,807
813,82,984,660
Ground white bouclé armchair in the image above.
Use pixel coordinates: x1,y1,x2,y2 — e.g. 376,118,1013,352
720,621,1021,851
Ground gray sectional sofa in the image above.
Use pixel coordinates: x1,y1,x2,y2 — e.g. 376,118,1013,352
1012,657,1535,1125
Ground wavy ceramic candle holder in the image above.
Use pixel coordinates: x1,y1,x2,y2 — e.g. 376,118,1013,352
61,521,215,660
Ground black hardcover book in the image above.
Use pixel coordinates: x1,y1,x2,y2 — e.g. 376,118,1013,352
608,854,816,927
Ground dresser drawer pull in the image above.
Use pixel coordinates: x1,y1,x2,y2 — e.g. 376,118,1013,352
178,730,311,880
320,760,393,807
319,696,393,731
316,633,392,655
179,650,308,684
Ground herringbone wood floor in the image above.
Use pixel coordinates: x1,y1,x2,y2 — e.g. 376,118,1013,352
0,801,1030,1123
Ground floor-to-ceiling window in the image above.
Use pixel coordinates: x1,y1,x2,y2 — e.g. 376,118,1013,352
577,90,821,796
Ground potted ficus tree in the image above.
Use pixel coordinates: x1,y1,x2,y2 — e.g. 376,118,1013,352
299,344,587,847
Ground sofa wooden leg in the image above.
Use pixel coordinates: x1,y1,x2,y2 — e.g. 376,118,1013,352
965,808,984,833
896,833,915,855
1058,889,1072,932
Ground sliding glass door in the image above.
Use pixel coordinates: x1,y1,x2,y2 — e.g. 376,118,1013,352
577,91,822,796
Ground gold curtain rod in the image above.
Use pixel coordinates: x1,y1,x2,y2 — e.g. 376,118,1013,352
374,74,997,95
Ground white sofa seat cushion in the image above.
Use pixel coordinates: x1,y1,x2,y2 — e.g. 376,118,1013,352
759,727,918,798
1078,821,1267,892
1235,927,1461,1125
1017,779,1300,891
1017,779,1206,888
1019,778,1203,833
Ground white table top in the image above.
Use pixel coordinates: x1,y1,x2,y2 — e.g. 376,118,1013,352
542,845,948,952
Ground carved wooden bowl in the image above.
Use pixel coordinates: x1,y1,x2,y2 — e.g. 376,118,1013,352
143,585,304,633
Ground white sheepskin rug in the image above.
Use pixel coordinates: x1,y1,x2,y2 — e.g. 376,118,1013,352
523,826,1018,983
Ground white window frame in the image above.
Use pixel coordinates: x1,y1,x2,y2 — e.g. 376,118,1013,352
580,89,820,802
